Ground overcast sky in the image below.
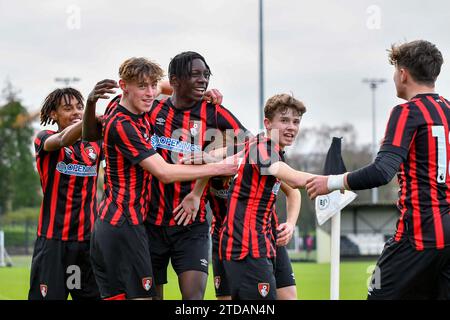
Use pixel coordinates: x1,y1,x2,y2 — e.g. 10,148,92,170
1,0,449,148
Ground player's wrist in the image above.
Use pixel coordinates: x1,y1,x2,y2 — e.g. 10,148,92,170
327,173,347,191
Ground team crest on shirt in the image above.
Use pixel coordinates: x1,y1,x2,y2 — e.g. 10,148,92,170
85,146,97,160
40,284,48,298
258,283,270,298
142,277,153,291
214,276,221,289
189,120,201,137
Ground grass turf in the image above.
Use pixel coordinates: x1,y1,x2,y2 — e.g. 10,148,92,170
0,256,375,300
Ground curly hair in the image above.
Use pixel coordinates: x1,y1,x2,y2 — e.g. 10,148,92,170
40,88,84,126
119,57,164,85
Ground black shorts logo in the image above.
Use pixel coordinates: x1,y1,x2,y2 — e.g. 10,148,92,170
214,276,221,289
258,283,270,298
142,277,152,291
40,284,48,298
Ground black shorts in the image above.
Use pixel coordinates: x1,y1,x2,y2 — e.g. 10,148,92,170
223,256,277,300
28,237,99,300
211,242,230,297
212,242,295,297
90,219,156,299
275,246,296,289
368,237,450,300
145,222,210,285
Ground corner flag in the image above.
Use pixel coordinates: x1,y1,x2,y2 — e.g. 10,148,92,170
315,137,356,300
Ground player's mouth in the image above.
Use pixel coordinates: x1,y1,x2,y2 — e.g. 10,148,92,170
283,132,295,139
194,87,206,95
142,98,154,107
71,118,82,124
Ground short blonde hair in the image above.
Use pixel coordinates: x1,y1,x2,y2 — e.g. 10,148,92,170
119,57,164,84
264,93,306,120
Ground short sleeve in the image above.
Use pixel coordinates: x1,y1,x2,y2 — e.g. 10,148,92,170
34,130,55,155
111,120,156,165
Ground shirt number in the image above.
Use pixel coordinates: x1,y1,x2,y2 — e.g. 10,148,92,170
431,125,448,184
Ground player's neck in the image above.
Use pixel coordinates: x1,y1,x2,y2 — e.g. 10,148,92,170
405,85,436,101
170,93,197,110
119,96,141,115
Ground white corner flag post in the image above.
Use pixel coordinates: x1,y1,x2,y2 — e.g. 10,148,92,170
315,137,357,300
0,230,6,267
330,207,341,300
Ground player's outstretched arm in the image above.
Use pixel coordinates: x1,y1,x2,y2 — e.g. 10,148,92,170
173,178,210,226
82,79,118,141
140,153,238,184
43,121,83,151
267,161,315,189
276,182,301,247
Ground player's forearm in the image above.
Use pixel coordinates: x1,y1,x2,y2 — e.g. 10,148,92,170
44,121,83,151
269,162,314,189
155,163,224,184
191,178,210,197
82,99,102,141
285,187,301,226
346,151,402,190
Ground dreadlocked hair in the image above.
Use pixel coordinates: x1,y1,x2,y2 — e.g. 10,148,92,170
40,88,84,126
168,51,211,80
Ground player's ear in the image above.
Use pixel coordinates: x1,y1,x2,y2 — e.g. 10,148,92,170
400,68,408,84
169,75,179,88
50,110,58,122
264,117,271,130
119,79,128,94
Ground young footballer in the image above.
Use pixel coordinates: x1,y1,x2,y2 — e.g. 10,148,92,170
216,93,312,300
306,40,450,299
29,88,101,300
87,57,238,300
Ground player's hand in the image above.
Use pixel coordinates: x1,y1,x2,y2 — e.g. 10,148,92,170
203,89,223,105
305,175,330,200
87,79,118,105
173,192,201,226
214,151,244,176
276,222,295,247
179,151,220,164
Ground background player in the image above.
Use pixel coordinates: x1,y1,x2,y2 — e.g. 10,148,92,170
29,88,101,300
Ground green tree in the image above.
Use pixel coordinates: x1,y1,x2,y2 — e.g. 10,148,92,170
0,81,41,214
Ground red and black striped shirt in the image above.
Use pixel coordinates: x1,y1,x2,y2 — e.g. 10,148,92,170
34,131,102,241
147,98,247,226
380,93,450,250
208,177,231,251
98,104,157,226
219,134,284,260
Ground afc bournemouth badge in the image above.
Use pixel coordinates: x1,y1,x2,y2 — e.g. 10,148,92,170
85,146,97,160
40,284,48,298
189,120,201,137
258,283,270,298
214,276,221,290
142,277,153,291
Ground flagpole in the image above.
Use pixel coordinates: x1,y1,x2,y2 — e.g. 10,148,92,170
330,210,341,300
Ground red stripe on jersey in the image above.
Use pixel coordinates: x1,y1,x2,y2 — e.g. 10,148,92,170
46,171,61,239
155,107,175,226
222,149,249,260
428,97,450,209
240,168,260,259
62,174,76,240
394,162,407,242
110,145,126,226
262,193,276,257
418,98,446,248
393,106,410,147
37,155,50,237
249,174,267,259
408,141,424,250
116,122,140,157
128,165,139,225
149,99,166,125
78,177,88,241
217,105,239,131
